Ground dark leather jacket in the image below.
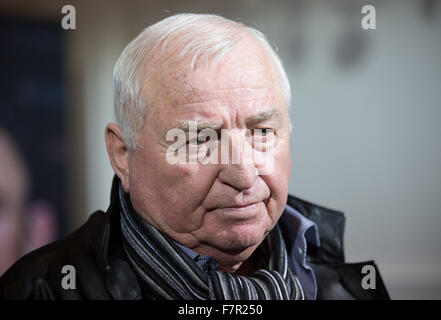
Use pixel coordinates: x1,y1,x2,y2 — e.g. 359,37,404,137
0,177,390,300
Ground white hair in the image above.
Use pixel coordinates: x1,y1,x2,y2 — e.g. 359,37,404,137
113,13,291,149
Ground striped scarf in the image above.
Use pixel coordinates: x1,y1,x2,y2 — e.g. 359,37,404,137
119,183,304,300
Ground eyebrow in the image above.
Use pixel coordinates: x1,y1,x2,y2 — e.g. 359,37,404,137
177,107,282,131
178,119,224,132
246,107,281,126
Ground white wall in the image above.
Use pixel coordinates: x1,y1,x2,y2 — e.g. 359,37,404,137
67,0,441,299
284,1,441,299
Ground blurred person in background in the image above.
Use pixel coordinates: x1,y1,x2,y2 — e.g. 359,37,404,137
0,129,57,276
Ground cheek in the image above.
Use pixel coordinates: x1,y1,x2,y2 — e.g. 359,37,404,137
160,164,218,211
263,143,291,220
129,145,220,231
160,165,220,232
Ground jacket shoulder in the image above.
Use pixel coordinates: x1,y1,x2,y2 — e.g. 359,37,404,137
0,211,109,299
286,194,390,300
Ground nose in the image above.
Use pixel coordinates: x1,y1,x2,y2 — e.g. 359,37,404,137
218,162,258,191
218,130,258,191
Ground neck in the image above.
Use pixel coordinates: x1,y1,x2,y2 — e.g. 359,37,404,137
218,247,264,275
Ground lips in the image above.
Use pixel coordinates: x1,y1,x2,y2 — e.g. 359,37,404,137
211,201,265,221
204,197,266,212
202,187,270,212
220,201,261,210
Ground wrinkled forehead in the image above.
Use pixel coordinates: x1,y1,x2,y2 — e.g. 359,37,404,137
144,39,284,111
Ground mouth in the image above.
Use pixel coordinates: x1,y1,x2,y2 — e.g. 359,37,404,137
214,202,265,219
222,202,260,209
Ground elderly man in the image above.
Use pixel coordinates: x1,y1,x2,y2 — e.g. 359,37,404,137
0,13,389,300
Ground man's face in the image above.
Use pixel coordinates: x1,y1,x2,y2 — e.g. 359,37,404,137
127,39,291,269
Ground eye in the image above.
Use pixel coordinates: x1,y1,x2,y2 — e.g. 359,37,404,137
188,135,211,145
254,128,273,136
188,139,203,145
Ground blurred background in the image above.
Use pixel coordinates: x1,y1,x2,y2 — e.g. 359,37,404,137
0,0,440,299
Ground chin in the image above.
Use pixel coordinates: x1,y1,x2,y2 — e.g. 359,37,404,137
211,223,269,253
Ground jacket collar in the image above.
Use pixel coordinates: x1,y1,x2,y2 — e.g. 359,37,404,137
286,194,346,264
91,175,141,299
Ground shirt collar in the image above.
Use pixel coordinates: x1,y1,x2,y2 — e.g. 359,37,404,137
281,204,321,248
172,240,219,273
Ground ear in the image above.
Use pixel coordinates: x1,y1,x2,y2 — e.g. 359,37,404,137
105,123,130,192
